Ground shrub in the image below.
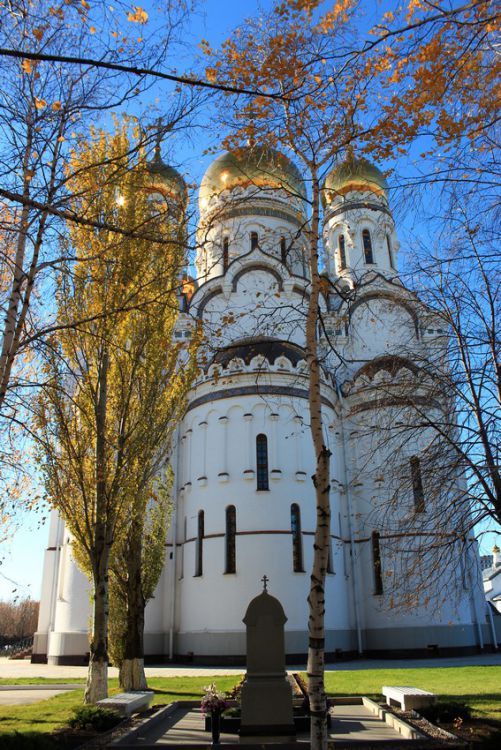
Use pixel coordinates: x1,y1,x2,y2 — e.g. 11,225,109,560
68,704,121,732
419,701,472,724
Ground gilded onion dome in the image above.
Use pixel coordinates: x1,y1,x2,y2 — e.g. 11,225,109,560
322,157,388,207
199,146,306,210
146,149,188,208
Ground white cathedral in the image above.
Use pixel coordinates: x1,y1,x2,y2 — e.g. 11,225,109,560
33,146,495,665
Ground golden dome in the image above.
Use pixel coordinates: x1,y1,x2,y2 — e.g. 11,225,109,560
199,146,306,209
323,157,388,206
146,153,187,207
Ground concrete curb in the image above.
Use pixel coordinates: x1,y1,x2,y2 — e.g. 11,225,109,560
362,697,425,740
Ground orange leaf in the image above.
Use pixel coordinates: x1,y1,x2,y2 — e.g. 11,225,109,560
21,59,33,74
127,6,148,24
35,98,47,110
52,101,62,111
33,27,44,41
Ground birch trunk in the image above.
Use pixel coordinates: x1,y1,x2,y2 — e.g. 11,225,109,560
305,175,331,750
85,349,110,704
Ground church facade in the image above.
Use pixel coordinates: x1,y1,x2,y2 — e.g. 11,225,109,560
33,148,492,665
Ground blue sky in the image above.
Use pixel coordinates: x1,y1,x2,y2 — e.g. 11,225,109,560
1,0,498,602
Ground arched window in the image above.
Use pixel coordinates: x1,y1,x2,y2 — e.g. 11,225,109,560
280,236,287,264
362,229,374,264
195,510,204,576
256,434,269,490
291,504,303,572
338,234,346,270
386,235,395,269
222,237,229,271
410,456,425,512
225,505,236,574
372,530,383,595
250,231,259,251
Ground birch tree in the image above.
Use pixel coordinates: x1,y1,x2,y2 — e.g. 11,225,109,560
203,1,499,747
35,120,198,703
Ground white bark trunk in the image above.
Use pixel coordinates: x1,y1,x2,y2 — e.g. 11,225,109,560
85,658,108,704
305,175,330,750
120,658,147,691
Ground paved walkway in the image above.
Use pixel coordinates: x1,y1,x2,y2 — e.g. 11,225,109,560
1,653,501,681
114,704,408,746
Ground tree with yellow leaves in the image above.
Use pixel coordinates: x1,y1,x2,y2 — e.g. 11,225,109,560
35,120,199,703
0,0,195,552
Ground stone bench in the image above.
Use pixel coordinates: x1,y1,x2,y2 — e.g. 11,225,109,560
382,686,436,711
97,690,154,717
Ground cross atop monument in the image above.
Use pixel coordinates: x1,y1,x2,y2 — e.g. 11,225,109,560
261,574,269,592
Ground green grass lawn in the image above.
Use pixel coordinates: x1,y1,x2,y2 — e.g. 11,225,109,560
0,667,499,739
0,675,241,735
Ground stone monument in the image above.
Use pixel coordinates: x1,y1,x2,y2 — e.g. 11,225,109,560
240,576,296,742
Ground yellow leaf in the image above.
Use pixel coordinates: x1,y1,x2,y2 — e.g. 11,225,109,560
52,101,62,111
127,6,148,24
21,59,33,74
81,0,89,8
58,136,65,142
35,98,47,110
90,26,96,33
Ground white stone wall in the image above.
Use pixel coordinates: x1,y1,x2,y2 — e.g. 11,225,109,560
32,161,490,664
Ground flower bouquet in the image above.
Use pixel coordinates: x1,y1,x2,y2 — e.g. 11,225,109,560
201,683,228,743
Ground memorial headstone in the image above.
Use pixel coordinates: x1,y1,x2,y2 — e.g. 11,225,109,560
240,576,296,742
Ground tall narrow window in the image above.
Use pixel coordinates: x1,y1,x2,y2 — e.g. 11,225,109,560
256,434,269,490
338,234,346,270
291,504,303,572
386,235,395,269
250,231,259,251
195,510,204,576
301,250,307,276
372,530,383,595
410,456,425,512
362,229,374,264
280,236,287,264
222,237,229,271
225,505,236,574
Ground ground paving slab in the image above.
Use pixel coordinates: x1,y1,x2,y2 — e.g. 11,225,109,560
1,653,501,683
111,702,417,747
